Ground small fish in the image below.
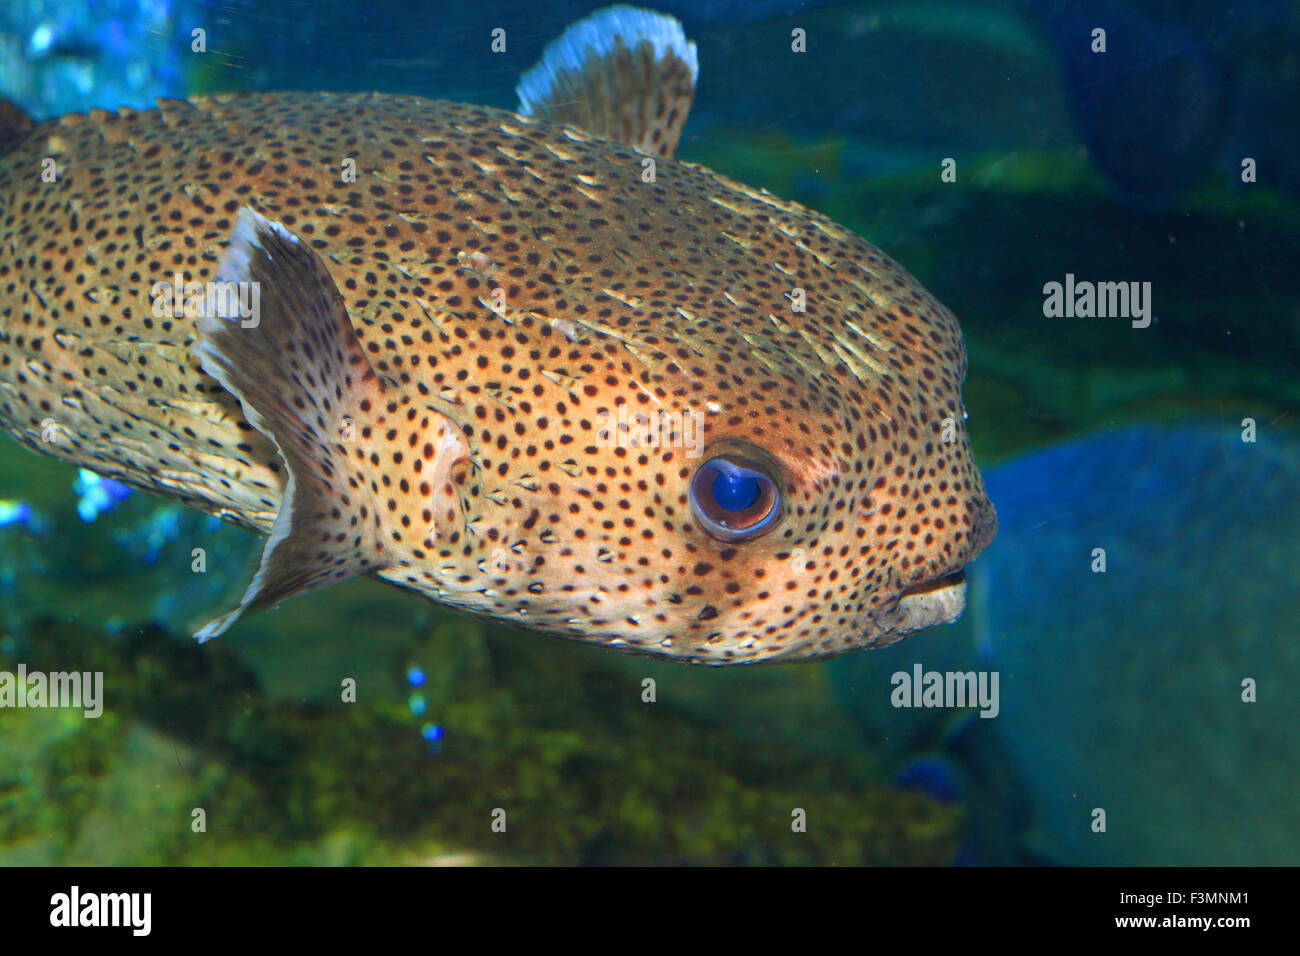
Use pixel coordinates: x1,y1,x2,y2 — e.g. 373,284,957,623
0,7,995,663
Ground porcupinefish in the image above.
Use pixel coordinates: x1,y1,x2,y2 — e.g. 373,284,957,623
0,7,995,663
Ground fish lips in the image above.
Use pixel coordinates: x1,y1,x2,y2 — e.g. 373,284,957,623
889,569,969,636
875,498,997,641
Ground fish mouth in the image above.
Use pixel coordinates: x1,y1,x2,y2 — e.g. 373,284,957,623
898,568,966,601
882,569,968,638
866,497,993,647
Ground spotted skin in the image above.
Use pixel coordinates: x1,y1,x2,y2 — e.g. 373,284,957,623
0,92,995,663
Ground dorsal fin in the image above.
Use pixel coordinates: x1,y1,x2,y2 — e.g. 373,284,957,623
0,98,35,153
191,208,395,641
516,5,698,158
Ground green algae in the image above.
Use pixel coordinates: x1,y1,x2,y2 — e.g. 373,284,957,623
0,614,961,865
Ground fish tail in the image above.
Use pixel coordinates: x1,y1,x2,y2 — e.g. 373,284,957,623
192,208,394,640
515,5,698,158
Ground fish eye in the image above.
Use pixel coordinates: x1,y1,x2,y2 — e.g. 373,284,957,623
690,455,782,542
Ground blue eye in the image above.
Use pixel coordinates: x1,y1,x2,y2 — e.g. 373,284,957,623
690,456,782,542
712,471,759,511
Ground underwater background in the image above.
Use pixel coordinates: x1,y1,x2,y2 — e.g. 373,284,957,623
1,0,1297,865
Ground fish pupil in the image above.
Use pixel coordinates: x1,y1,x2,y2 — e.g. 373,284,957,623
712,470,759,512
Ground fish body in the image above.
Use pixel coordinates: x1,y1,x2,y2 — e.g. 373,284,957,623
0,8,994,663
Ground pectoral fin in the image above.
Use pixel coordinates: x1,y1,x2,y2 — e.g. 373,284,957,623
193,208,390,641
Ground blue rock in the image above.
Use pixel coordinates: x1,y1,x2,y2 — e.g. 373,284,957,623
1024,0,1231,207
976,424,1300,864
